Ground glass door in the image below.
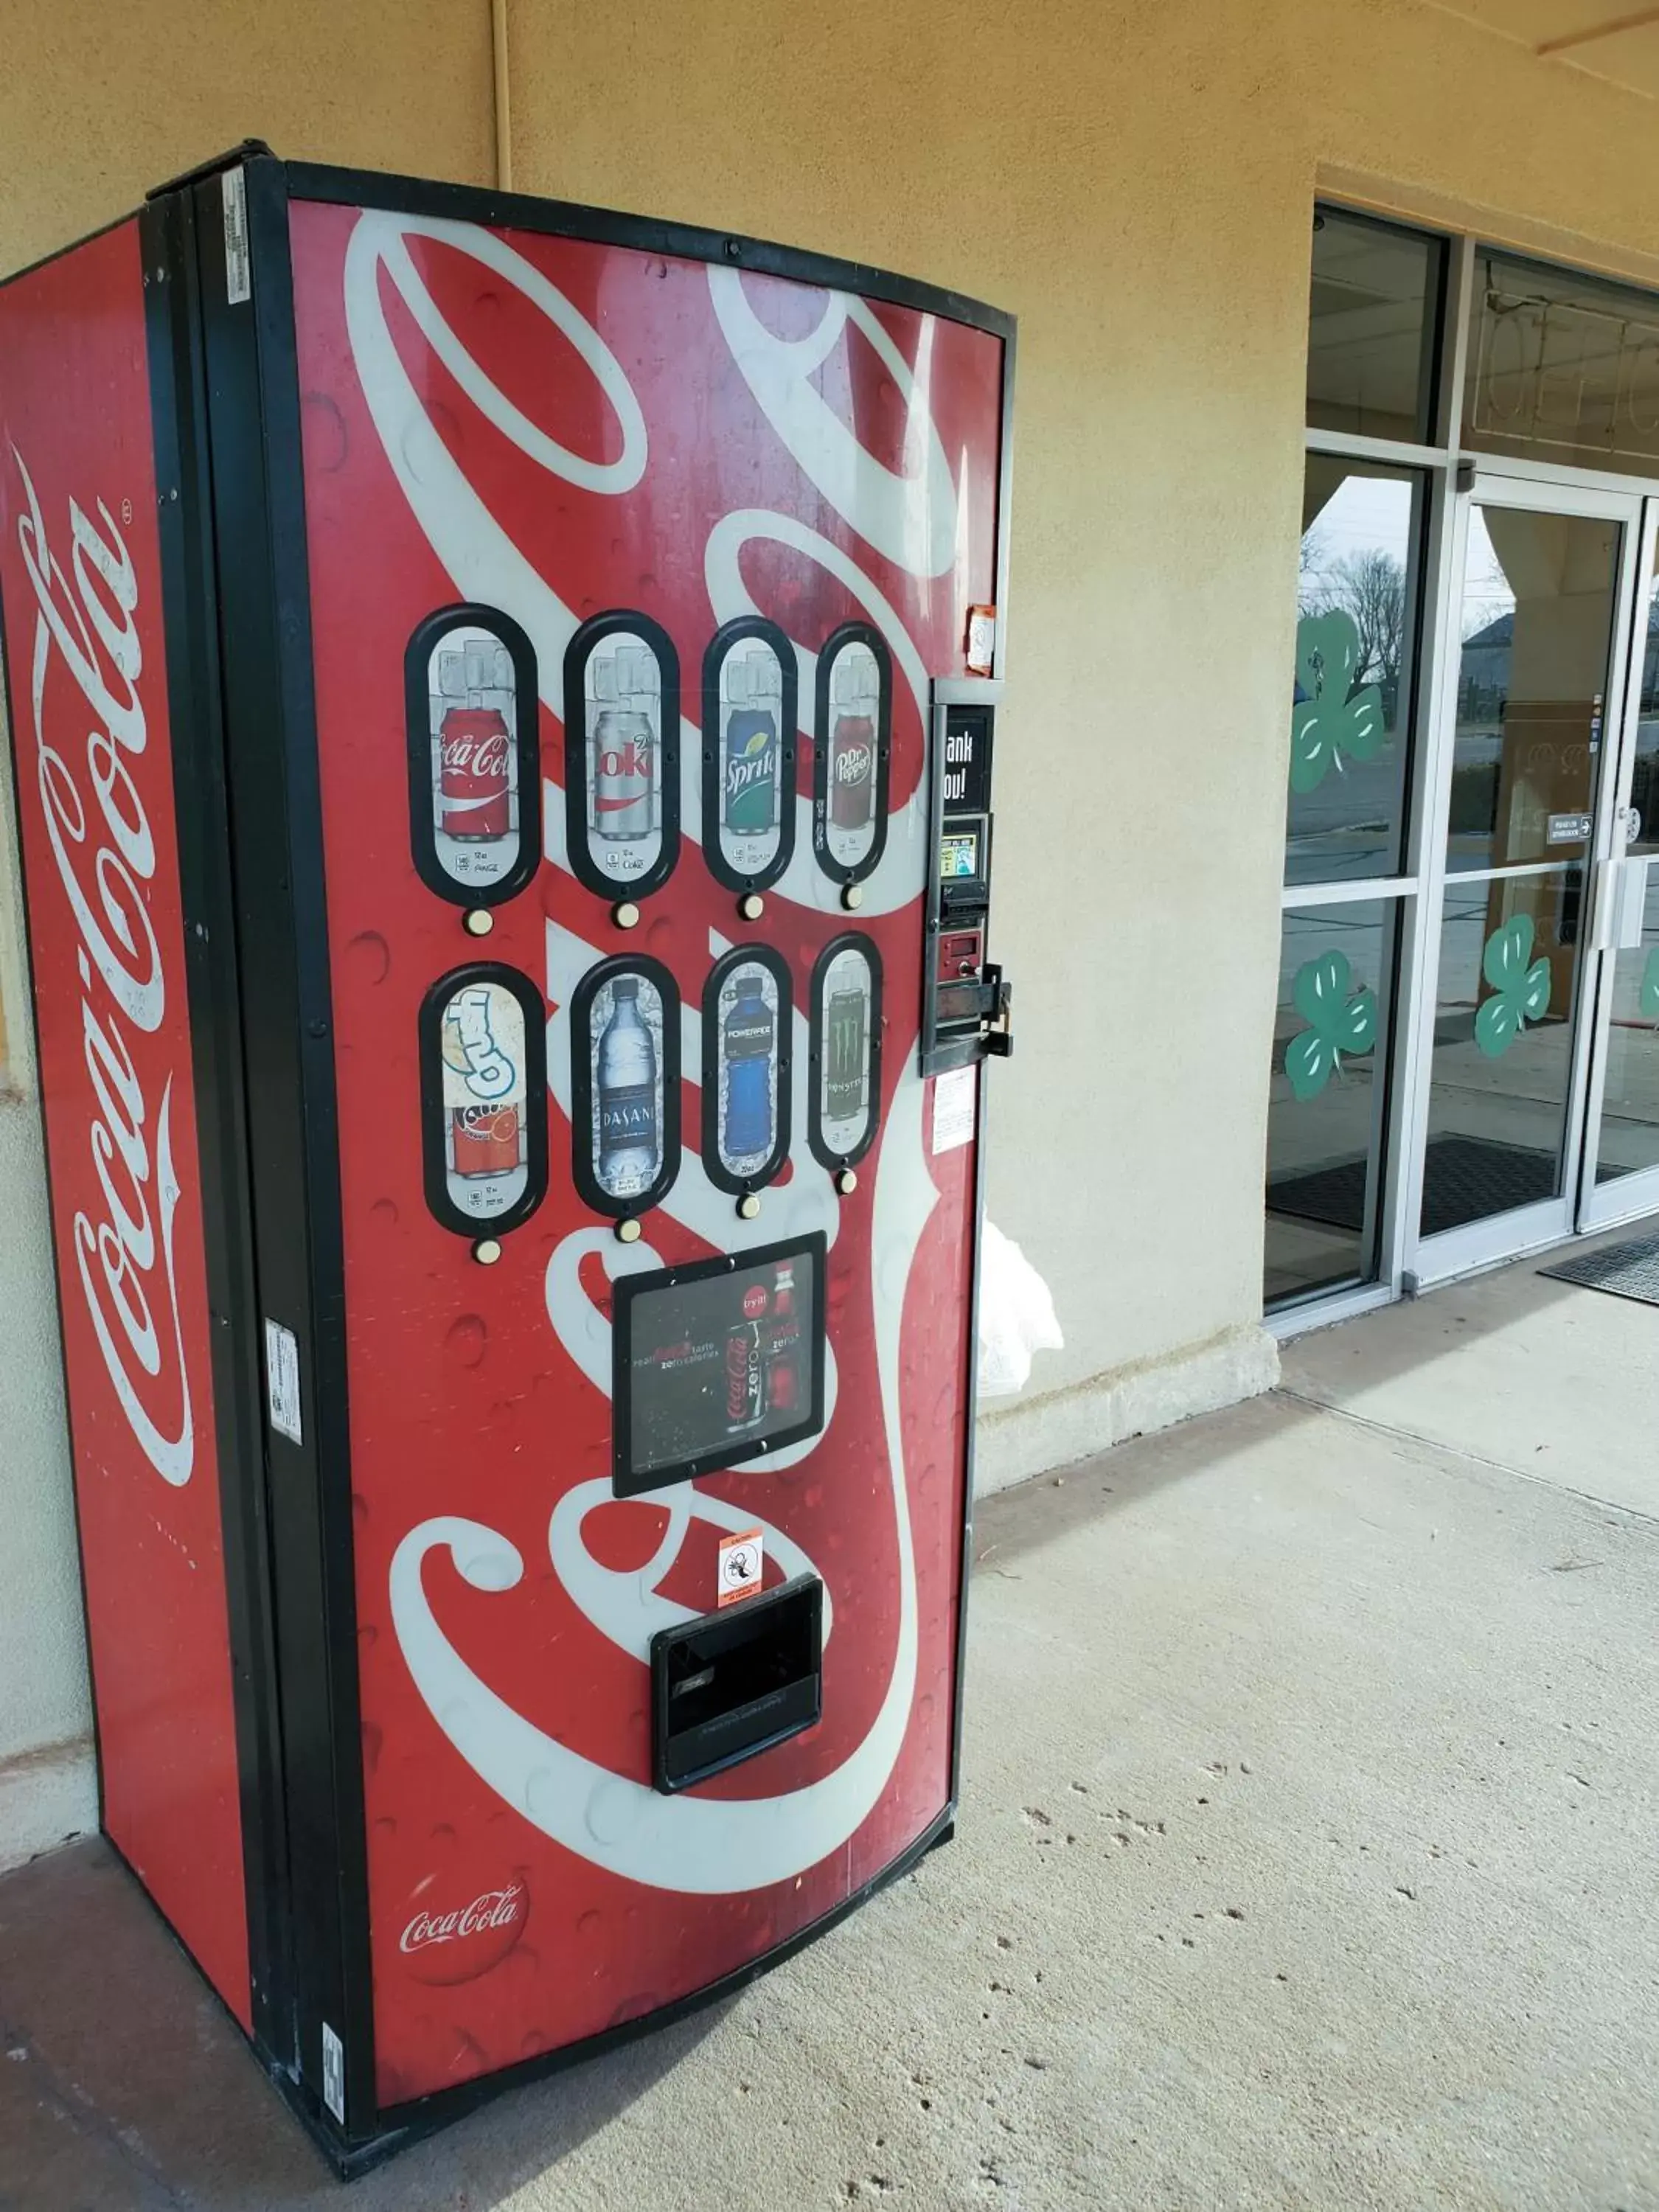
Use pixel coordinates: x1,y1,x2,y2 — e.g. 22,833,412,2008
1405,474,1644,1284
1579,503,1659,1227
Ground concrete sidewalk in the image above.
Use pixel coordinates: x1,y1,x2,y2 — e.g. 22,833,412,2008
3,1247,1658,2211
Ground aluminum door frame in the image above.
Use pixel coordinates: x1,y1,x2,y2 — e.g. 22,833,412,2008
1575,495,1659,1230
1399,467,1646,1289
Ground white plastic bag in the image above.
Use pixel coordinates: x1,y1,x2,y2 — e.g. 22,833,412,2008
975,1220,1063,1398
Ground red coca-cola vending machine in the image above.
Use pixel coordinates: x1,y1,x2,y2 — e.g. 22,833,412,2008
0,143,1014,2170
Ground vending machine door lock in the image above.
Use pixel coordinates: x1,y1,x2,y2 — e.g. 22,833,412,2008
919,680,1006,1075
983,965,1014,1057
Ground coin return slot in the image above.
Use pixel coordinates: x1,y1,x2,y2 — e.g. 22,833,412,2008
650,1575,824,1793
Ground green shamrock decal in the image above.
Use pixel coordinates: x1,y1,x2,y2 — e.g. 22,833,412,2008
1289,611,1384,795
1641,945,1659,1022
1284,949,1379,1101
1474,914,1551,1058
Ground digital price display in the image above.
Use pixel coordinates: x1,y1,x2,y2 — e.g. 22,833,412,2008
939,828,981,881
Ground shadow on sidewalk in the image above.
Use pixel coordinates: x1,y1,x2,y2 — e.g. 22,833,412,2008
973,1388,1330,1573
0,1837,727,2210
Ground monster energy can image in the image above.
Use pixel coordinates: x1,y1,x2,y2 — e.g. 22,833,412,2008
824,986,868,1122
817,942,876,1157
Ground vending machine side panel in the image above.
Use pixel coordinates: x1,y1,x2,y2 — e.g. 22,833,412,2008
285,176,1008,2115
0,218,251,2027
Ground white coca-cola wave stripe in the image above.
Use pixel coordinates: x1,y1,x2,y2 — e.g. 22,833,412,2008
342,213,945,919
545,1475,833,1666
387,1046,935,1895
705,267,958,580
12,449,194,1487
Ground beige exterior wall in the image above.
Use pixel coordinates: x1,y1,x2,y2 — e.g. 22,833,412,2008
1,0,1657,1851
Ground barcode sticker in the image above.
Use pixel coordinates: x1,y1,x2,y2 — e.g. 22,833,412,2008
321,2022,345,2125
222,168,251,305
265,1318,302,1445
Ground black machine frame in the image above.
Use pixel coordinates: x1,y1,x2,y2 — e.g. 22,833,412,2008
0,141,1014,2175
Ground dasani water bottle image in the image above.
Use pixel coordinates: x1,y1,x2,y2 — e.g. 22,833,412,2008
596,976,660,1197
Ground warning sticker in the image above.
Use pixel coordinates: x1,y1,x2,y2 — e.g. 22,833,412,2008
931,1064,978,1154
222,168,251,305
264,1318,302,1445
717,1526,764,1607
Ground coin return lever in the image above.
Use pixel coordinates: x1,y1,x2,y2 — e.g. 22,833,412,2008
919,678,1011,1074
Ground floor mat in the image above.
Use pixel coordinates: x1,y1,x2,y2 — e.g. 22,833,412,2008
1539,1231,1659,1308
1268,1133,1558,1240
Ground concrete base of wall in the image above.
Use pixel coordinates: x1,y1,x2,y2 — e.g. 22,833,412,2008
973,1322,1280,1495
0,1738,95,1875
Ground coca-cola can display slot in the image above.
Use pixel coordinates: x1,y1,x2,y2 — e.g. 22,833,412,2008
404,603,540,905
434,633,514,842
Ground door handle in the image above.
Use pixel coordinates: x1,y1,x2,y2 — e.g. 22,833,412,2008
1596,852,1652,953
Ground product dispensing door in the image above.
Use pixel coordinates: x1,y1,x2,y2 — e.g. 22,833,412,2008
0,146,1015,2168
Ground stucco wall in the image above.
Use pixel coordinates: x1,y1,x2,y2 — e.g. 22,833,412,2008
1,0,1658,1849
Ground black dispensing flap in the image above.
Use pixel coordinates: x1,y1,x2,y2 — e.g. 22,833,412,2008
650,1575,824,1794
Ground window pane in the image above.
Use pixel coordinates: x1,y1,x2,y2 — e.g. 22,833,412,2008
1307,207,1442,444
1287,460,1423,886
1447,507,1619,874
1594,870,1659,1186
1265,900,1397,1308
1465,248,1659,479
1420,873,1585,1236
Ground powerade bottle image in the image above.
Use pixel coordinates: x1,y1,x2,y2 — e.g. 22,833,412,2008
721,971,776,1166
597,977,659,1197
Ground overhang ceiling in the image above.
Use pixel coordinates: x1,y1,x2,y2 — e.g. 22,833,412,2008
1428,2,1659,97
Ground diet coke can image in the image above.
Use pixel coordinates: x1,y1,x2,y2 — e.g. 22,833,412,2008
588,634,661,842
592,709,655,838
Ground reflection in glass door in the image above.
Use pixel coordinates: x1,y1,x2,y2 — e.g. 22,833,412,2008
1409,482,1641,1277
1264,456,1424,1310
1581,511,1659,1225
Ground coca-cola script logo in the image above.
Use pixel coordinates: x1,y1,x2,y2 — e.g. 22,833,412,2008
439,726,510,782
11,450,195,1487
399,1877,528,1986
